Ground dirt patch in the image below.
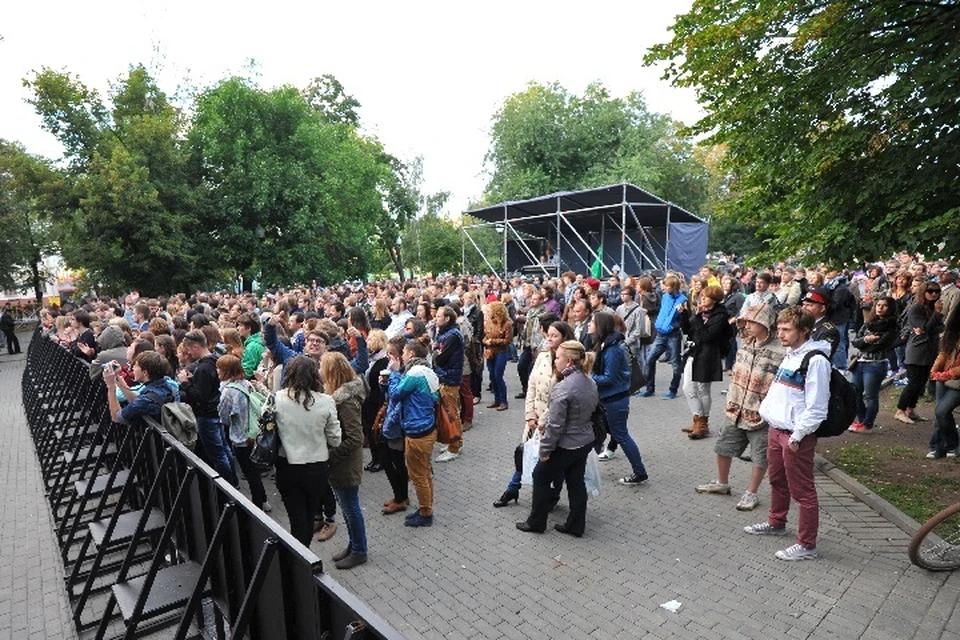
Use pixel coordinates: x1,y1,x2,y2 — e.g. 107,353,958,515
817,385,960,523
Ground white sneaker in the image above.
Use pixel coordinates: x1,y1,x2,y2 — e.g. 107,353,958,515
948,451,958,458
597,449,617,462
775,544,818,561
736,492,759,511
695,480,731,495
744,522,787,536
435,450,460,463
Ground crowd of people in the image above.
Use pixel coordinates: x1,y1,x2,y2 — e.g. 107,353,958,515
31,249,960,565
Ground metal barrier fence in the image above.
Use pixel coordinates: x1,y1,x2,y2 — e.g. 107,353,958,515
20,329,403,640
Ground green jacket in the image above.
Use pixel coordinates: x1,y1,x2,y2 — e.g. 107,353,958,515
242,333,264,379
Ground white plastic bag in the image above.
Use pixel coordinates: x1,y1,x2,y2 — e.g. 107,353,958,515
584,449,602,498
520,431,542,486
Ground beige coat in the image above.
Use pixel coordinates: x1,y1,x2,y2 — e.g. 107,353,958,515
522,347,555,442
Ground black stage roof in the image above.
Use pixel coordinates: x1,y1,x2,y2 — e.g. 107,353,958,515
464,183,704,237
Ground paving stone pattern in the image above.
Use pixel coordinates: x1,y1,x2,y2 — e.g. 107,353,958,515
284,364,960,639
5,337,960,640
0,346,77,640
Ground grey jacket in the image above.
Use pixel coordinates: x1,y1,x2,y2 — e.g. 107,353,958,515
539,368,599,456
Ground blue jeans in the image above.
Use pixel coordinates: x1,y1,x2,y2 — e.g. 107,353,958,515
723,336,738,371
487,351,509,405
831,323,849,370
331,485,368,555
196,417,238,486
645,329,682,394
930,383,960,456
603,396,647,477
852,360,887,427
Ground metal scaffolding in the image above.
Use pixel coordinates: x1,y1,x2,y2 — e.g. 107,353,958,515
461,183,707,279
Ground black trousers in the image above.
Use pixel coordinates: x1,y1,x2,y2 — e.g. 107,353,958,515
276,458,329,547
898,364,932,410
469,343,484,398
378,440,409,503
524,443,592,535
517,346,534,393
2,329,19,354
233,445,267,508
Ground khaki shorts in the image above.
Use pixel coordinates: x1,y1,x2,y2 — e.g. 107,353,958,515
714,421,768,468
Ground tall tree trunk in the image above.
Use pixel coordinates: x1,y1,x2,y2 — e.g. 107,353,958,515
387,243,404,280
30,249,43,305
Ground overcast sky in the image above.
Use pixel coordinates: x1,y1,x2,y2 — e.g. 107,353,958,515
1,0,701,214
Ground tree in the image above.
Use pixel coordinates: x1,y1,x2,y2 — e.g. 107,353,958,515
647,0,960,264
483,82,711,214
25,66,208,294
189,77,391,288
0,141,66,302
302,74,361,127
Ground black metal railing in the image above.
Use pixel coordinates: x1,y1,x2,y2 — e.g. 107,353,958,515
21,328,402,640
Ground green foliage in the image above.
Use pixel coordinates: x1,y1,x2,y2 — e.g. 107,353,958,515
0,141,65,300
24,69,108,165
26,65,210,294
483,82,711,214
707,215,773,258
647,0,960,264
24,65,415,293
189,77,390,287
301,74,361,126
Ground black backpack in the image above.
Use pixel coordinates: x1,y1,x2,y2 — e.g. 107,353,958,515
797,350,857,437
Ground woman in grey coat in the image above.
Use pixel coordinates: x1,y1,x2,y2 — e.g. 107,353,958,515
516,340,599,537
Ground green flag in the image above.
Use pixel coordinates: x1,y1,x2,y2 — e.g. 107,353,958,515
590,246,604,278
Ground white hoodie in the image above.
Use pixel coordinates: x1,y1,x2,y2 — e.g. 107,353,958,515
758,339,832,442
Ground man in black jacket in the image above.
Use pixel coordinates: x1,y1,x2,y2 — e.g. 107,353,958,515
0,306,20,355
178,330,238,486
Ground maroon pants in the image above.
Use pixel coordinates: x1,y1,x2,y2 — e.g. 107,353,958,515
767,427,819,549
459,374,474,424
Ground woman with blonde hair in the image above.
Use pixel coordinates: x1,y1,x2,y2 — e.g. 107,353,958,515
493,315,570,507
516,340,599,537
482,301,514,410
370,298,392,331
362,329,390,473
221,327,245,359
320,352,369,569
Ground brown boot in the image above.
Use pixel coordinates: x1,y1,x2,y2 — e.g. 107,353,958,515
382,499,409,515
688,415,710,440
681,417,696,434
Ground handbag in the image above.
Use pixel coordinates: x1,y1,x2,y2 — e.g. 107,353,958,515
371,403,387,437
848,354,859,372
435,396,460,445
520,430,542,486
249,392,280,472
584,449,602,498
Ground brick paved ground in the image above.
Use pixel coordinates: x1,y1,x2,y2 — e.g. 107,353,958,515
268,363,960,640
0,337,77,640
7,334,960,639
